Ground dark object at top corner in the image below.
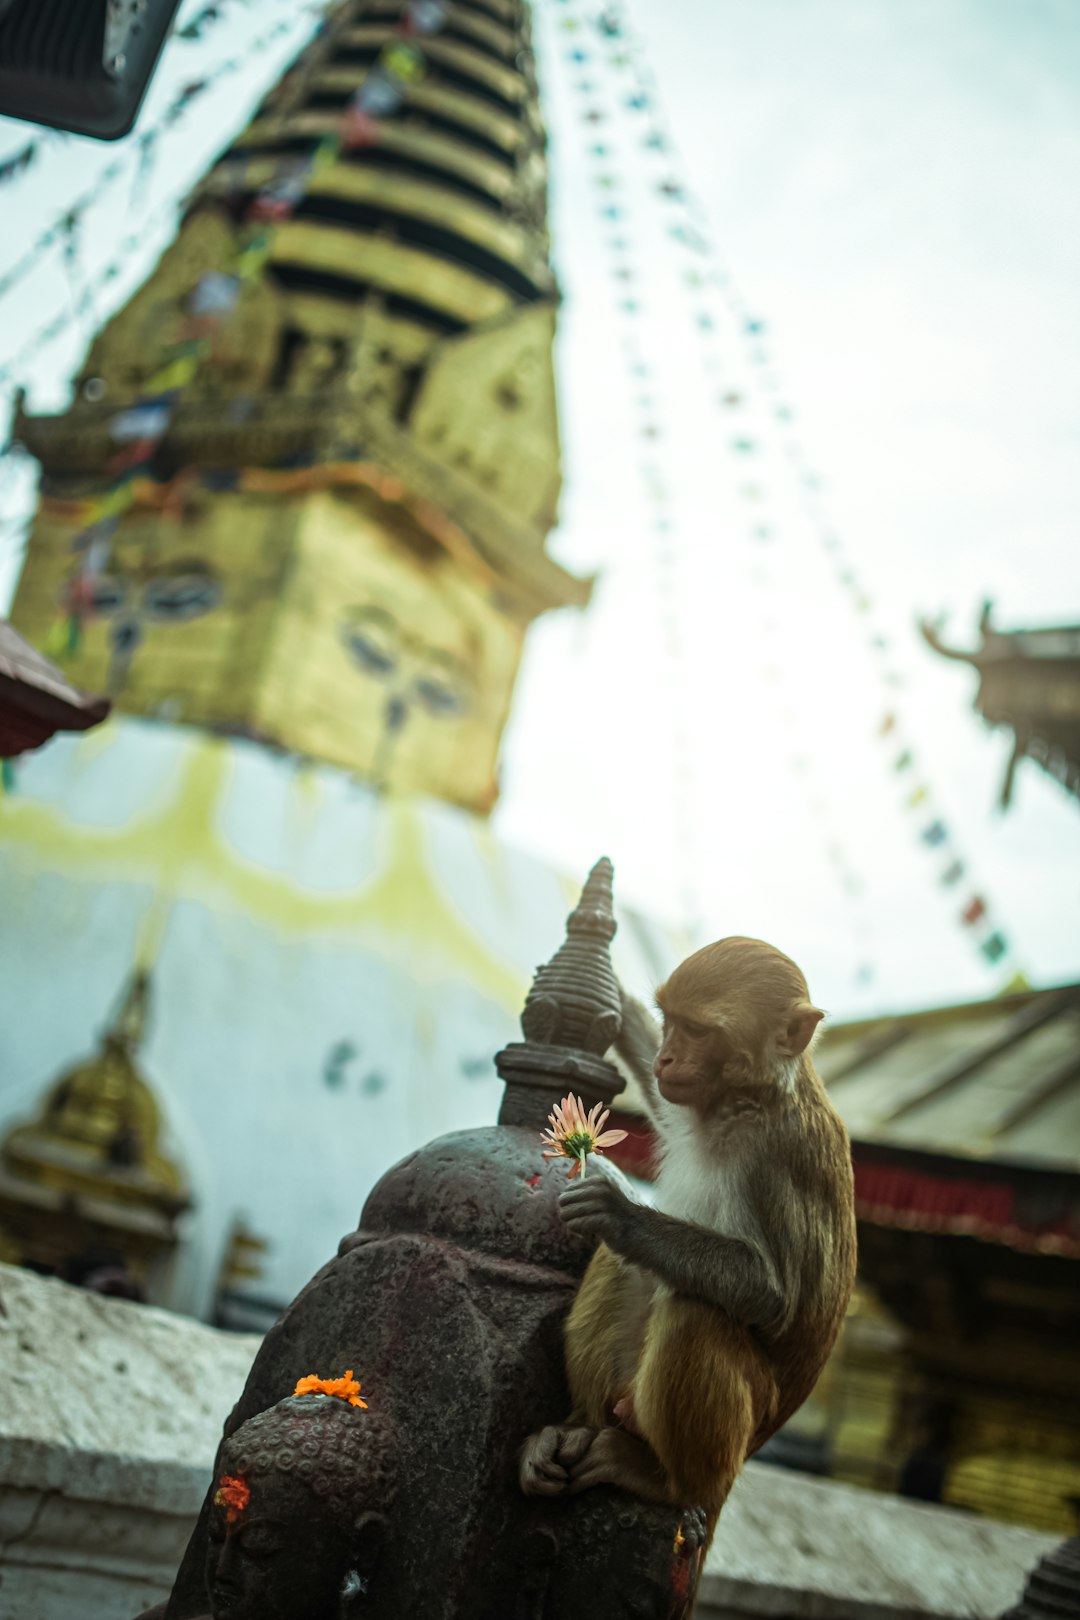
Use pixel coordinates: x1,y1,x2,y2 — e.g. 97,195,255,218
0,0,183,140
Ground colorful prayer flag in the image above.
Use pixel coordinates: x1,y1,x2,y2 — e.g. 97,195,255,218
144,354,199,392
354,68,402,117
108,400,174,443
403,0,447,33
189,271,240,316
382,41,426,84
343,105,381,147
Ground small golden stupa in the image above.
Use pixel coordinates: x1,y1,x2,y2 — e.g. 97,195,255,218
0,969,188,1287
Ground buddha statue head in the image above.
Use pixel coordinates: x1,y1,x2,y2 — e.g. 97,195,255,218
205,1379,394,1620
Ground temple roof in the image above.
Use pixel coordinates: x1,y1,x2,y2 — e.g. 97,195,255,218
817,982,1080,1178
922,604,1080,807
0,618,110,758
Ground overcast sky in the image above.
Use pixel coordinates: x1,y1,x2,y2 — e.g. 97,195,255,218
1,0,1078,1020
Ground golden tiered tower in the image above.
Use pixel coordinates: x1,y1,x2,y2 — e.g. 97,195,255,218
0,969,188,1288
11,0,587,812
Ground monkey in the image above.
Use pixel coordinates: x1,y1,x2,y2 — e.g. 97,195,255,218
520,936,857,1542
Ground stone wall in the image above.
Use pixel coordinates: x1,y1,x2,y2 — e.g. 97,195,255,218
0,1265,1059,1620
700,1461,1056,1620
0,1265,259,1619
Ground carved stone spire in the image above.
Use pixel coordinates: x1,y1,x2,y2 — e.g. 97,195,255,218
496,857,625,1127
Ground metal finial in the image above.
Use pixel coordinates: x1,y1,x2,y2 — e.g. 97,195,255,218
107,967,151,1056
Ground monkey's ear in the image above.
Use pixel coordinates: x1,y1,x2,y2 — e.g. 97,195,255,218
780,1003,824,1056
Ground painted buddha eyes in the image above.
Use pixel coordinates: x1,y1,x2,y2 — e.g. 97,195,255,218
344,618,397,677
67,564,220,623
414,674,466,717
341,607,471,720
143,571,221,621
89,578,126,614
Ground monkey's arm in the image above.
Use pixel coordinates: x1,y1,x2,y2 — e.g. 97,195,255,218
612,989,666,1124
560,1172,786,1336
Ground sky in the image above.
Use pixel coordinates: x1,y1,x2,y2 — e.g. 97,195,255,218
1,0,1078,1021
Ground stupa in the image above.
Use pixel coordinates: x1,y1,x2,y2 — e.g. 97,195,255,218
0,0,684,1320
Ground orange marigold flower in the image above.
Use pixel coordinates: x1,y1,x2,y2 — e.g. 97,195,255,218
292,1369,368,1408
214,1474,250,1526
541,1093,628,1179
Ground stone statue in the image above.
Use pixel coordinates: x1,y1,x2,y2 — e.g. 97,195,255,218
204,1391,393,1620
145,859,702,1619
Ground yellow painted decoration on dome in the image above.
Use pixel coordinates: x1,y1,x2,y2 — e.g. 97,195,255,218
0,727,527,1011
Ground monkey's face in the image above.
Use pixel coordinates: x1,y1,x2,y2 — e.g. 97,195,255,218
652,1008,746,1103
654,936,821,1102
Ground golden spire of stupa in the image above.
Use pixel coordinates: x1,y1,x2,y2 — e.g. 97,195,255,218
0,968,188,1282
11,0,588,812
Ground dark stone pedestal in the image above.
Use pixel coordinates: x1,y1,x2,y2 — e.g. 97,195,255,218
152,860,701,1619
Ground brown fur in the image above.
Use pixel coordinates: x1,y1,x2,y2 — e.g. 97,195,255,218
522,937,857,1539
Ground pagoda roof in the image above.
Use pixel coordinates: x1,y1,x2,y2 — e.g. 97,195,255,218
15,394,590,618
922,603,1080,807
922,603,1080,668
816,981,1080,1180
0,619,110,758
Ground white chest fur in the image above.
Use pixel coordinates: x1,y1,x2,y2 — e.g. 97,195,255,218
652,1110,765,1249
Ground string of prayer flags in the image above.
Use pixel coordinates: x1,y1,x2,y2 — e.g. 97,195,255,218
107,399,176,443
236,230,274,280
403,0,449,34
17,0,455,662
343,104,380,148
0,10,298,313
0,141,36,186
189,271,241,317
347,68,402,122
176,3,221,40
339,4,450,146
547,0,1028,989
248,158,315,223
612,6,1025,983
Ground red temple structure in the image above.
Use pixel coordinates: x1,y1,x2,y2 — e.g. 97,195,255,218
0,618,110,759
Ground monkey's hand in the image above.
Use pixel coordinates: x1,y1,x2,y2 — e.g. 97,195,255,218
558,1162,643,1254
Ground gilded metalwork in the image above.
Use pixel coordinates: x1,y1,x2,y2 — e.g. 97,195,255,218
0,969,188,1283
10,0,585,811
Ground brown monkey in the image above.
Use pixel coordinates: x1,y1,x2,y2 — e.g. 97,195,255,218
520,936,857,1538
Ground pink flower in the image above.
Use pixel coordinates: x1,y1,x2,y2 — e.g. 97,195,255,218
541,1093,628,1179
